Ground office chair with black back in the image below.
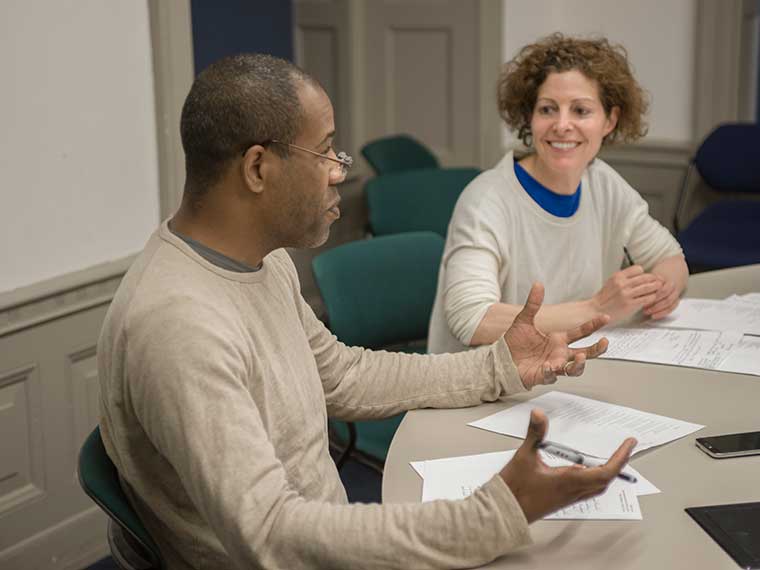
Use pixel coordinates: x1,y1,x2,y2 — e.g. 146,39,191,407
360,134,439,175
312,231,445,469
365,167,481,238
674,122,760,273
78,426,166,570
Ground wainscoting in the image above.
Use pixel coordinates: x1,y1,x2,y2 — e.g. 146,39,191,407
0,262,129,569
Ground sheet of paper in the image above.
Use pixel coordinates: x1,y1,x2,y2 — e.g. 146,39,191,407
648,298,760,336
412,451,659,497
420,451,508,502
573,327,759,376
415,450,650,520
717,335,760,376
726,293,760,306
468,391,704,458
578,326,745,368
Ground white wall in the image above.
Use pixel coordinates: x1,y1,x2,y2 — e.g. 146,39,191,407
0,1,160,294
502,0,696,145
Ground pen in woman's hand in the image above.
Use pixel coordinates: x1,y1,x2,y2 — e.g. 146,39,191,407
623,246,635,268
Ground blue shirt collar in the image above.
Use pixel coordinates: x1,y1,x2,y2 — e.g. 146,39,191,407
513,160,581,218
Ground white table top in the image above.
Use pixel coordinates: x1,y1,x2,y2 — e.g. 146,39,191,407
383,264,760,569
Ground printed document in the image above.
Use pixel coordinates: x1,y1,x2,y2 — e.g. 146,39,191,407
649,298,760,336
411,450,655,520
574,328,760,376
468,391,703,458
718,334,760,376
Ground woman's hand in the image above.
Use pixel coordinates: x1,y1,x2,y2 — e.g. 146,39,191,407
643,277,680,319
591,265,662,323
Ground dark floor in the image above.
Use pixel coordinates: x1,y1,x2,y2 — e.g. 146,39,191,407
85,452,382,569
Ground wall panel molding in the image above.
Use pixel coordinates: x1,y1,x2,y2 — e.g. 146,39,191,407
364,1,479,167
0,255,133,338
479,0,505,169
693,0,744,142
67,346,100,465
599,139,692,168
148,0,194,219
294,0,353,158
0,364,45,516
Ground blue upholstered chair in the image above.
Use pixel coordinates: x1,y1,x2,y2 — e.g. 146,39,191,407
360,134,439,175
312,232,445,468
674,123,760,273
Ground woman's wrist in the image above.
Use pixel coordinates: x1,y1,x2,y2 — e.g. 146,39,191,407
586,295,602,316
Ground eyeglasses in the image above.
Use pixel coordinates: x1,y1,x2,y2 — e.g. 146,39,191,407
243,139,353,182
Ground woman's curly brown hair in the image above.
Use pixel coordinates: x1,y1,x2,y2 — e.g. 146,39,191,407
498,33,649,146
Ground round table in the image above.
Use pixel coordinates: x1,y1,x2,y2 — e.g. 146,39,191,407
383,264,760,569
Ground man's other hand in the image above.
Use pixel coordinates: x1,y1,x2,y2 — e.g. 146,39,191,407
499,409,637,523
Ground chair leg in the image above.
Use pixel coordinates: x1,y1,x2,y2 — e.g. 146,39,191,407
328,422,358,470
329,422,387,474
335,422,357,469
346,447,386,475
673,161,694,234
108,520,156,570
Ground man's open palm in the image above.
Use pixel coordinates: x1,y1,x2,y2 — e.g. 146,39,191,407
505,283,610,389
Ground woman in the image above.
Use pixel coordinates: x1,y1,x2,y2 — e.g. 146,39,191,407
428,33,688,354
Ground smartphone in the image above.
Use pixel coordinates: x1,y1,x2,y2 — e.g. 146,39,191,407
696,431,760,458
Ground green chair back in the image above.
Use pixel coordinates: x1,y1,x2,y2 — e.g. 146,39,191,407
313,232,445,462
365,167,481,237
78,426,165,569
313,232,445,349
360,134,439,175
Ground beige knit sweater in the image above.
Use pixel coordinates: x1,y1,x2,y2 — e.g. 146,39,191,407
97,221,532,569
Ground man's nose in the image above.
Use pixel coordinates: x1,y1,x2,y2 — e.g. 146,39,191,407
329,168,347,185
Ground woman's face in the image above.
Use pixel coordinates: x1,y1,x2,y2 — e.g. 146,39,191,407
529,70,619,181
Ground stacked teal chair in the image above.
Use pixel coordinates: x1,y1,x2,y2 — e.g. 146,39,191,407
360,134,439,175
78,426,165,569
312,232,445,468
365,167,481,237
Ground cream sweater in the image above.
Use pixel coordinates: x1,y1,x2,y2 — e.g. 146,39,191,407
428,151,683,354
97,221,532,569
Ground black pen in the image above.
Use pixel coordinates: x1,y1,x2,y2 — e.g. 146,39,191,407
623,246,635,267
537,440,638,483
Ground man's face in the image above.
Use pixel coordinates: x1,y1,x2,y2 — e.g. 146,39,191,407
270,82,342,249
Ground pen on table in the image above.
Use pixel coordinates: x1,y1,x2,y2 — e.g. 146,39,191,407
623,246,635,268
536,440,638,483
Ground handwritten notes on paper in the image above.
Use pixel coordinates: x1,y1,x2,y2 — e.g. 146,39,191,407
719,335,760,376
579,327,752,369
566,295,760,376
572,326,760,376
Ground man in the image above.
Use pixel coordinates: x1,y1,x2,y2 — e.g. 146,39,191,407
98,54,635,569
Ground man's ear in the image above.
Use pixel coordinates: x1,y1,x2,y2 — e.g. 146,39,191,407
241,145,268,194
